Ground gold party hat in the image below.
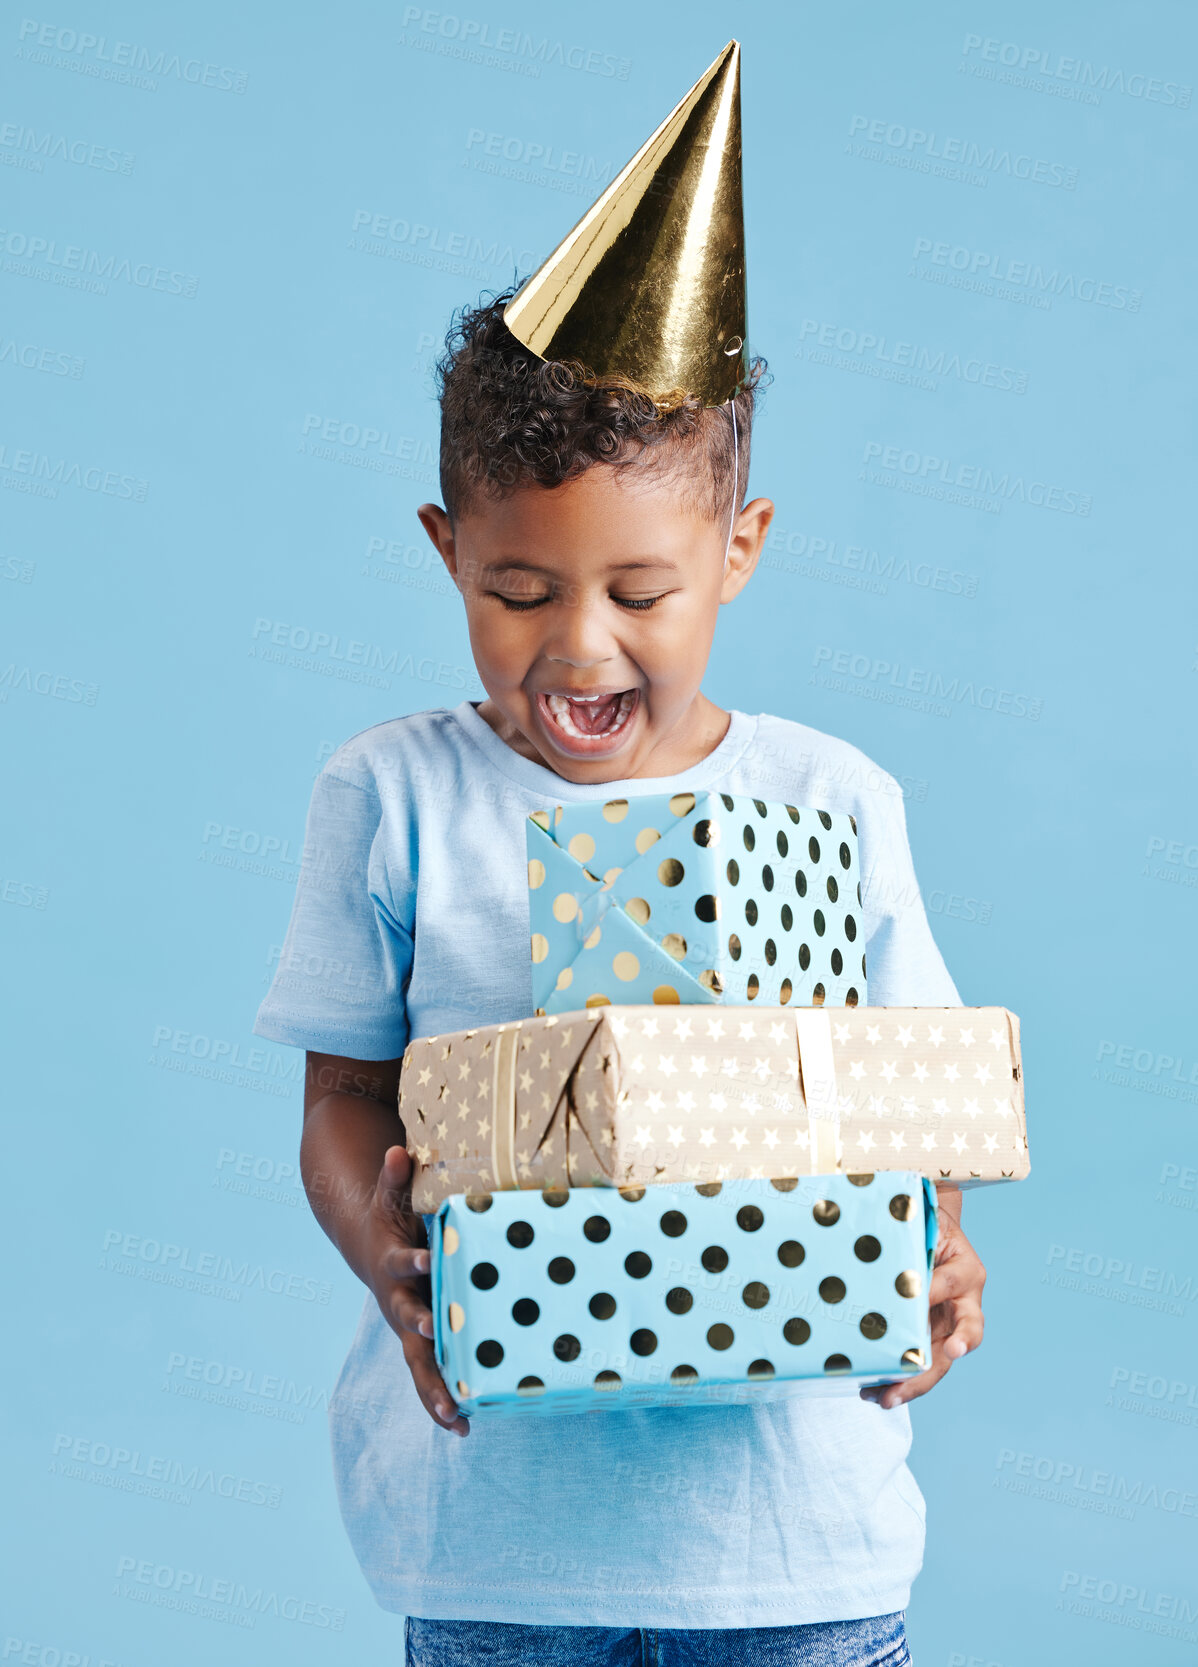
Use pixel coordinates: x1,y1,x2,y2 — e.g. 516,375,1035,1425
504,41,746,411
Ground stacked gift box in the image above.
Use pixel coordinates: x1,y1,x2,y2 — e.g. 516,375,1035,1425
401,790,1029,1418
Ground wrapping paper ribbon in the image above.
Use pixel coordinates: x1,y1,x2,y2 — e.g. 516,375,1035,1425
794,1008,841,1174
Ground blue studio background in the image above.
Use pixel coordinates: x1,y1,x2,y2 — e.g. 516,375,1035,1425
3,2,1196,1662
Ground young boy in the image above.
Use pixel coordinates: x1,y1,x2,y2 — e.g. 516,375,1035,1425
254,292,986,1665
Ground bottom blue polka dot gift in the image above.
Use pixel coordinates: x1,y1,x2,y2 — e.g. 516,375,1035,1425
431,1172,937,1417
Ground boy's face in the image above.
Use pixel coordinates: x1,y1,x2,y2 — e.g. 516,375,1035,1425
418,461,773,783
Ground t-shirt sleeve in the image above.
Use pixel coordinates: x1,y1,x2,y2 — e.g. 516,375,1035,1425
860,779,962,1009
253,766,413,1059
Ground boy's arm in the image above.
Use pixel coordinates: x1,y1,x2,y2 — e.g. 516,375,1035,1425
857,777,986,1408
301,1051,468,1437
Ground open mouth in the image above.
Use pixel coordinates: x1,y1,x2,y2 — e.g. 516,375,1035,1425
535,689,640,754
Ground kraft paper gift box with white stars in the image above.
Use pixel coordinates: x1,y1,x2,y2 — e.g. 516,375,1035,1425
431,1172,938,1417
526,790,866,1015
401,1003,1028,1213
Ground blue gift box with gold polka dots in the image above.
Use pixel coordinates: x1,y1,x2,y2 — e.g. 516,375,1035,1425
432,1172,935,1417
527,791,866,1015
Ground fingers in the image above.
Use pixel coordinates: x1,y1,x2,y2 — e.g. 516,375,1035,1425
942,1292,984,1362
403,1332,470,1437
386,1276,435,1341
379,1241,431,1282
862,1291,985,1408
366,1148,466,1436
928,1228,986,1307
377,1144,417,1218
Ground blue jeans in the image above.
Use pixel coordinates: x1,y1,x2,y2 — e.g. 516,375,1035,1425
404,1611,909,1665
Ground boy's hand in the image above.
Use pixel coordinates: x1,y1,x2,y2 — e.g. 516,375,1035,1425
860,1193,985,1410
365,1145,469,1438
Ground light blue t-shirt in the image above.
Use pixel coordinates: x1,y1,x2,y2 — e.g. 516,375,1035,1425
254,699,961,1628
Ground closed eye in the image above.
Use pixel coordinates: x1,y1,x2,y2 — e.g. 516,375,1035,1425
492,595,548,612
490,593,670,613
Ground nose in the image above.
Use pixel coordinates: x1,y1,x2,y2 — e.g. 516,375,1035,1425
542,594,618,668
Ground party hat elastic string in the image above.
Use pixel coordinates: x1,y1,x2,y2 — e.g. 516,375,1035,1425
723,397,739,572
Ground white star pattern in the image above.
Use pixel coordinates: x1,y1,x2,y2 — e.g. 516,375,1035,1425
406,1001,1024,1208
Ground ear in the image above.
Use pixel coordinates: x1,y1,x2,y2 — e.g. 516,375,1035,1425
720,497,774,603
416,503,458,581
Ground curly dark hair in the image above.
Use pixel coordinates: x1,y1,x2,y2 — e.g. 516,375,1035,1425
433,288,769,526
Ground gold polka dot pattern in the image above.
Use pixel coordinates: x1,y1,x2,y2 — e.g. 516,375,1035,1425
526,790,867,1015
433,1175,936,1416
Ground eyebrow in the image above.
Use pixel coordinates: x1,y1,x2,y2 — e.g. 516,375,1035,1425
484,558,680,576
